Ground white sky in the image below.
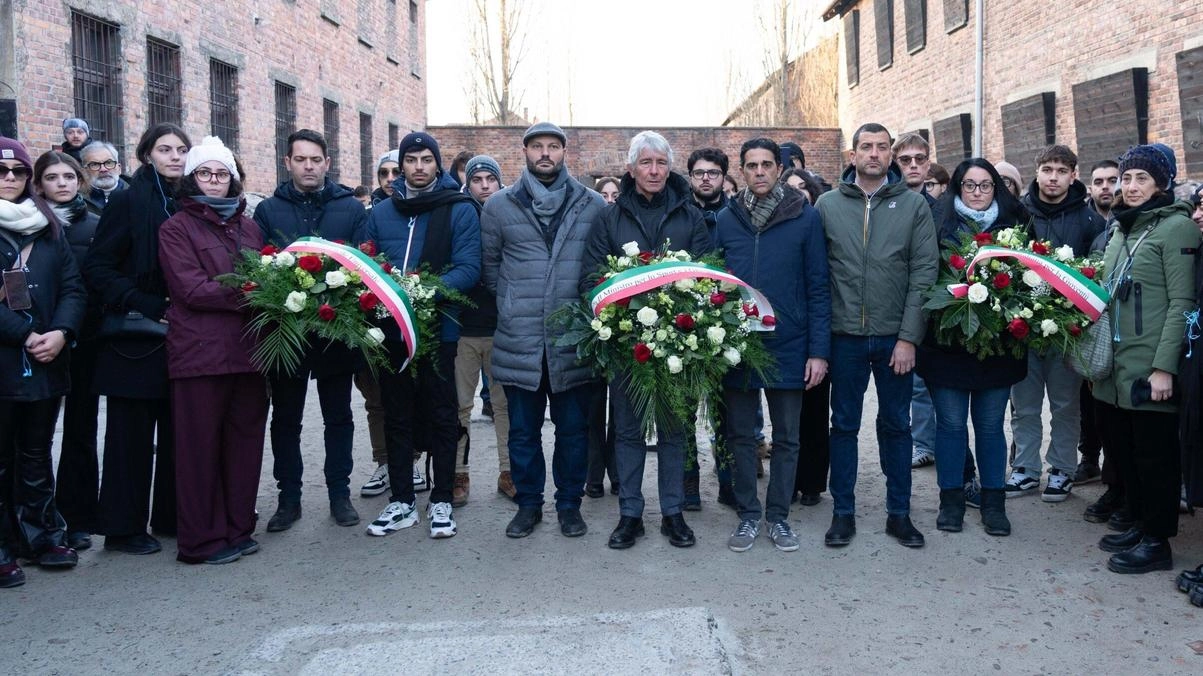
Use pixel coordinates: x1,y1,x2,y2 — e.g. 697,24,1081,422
425,0,835,126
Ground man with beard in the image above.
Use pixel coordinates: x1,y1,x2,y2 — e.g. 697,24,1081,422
1007,145,1105,505
1087,159,1119,223
364,132,480,540
482,122,606,538
687,147,729,232
80,142,129,214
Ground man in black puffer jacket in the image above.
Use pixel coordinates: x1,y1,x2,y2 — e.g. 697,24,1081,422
254,129,369,532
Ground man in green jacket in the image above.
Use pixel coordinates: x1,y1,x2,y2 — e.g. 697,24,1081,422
815,123,939,549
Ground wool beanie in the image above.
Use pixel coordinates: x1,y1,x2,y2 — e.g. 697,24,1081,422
1149,143,1178,186
398,132,443,171
62,118,90,137
377,149,400,173
183,136,240,180
0,136,35,201
522,121,567,147
464,155,502,184
1119,145,1173,190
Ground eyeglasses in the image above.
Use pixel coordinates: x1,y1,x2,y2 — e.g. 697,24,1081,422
0,166,30,180
194,168,232,183
690,169,722,180
897,154,928,165
1001,177,1017,189
923,181,938,189
85,159,118,171
378,167,402,178
961,180,994,193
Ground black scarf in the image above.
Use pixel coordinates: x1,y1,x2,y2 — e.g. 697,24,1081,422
1114,192,1175,233
51,193,89,226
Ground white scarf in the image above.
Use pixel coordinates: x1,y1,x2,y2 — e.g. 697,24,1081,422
0,197,50,235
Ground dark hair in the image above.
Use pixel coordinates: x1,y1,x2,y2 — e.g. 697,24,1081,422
782,168,823,204
724,175,738,191
450,151,472,175
135,123,192,165
1090,159,1119,174
687,147,728,175
595,176,620,192
927,163,950,184
935,158,1028,239
779,142,805,168
34,150,90,196
739,138,781,166
1033,144,1078,171
851,122,892,149
286,129,328,157
353,185,372,198
178,171,245,199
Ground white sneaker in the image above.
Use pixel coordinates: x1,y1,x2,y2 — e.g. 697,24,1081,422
1004,468,1039,498
911,448,935,468
413,462,429,492
1041,469,1074,503
365,501,418,536
427,502,457,539
360,463,390,497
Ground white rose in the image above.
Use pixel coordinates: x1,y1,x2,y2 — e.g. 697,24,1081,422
966,283,989,304
273,251,295,267
667,355,683,373
260,255,274,265
673,278,696,291
655,329,668,341
1020,307,1034,319
674,251,692,262
325,270,348,288
617,256,632,267
653,347,666,358
685,334,699,349
622,241,641,257
597,326,612,341
991,302,1001,312
636,306,659,327
1022,270,1042,288
1040,319,1058,337
722,347,741,365
284,291,308,313
590,319,603,331
1054,245,1074,262
366,327,385,345
706,326,727,344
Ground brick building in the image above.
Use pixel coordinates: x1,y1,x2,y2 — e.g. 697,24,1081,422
427,125,846,187
823,0,1203,181
1,0,427,193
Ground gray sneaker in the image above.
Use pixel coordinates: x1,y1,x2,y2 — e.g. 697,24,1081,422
768,521,799,552
727,519,760,552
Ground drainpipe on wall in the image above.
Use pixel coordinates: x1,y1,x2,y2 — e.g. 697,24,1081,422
973,0,984,156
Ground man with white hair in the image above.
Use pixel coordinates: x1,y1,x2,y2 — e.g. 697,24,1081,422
579,130,712,550
80,141,129,214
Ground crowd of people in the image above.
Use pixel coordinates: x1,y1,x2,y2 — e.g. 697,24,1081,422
2,117,1203,610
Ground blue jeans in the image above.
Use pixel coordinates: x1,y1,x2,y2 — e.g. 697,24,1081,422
828,334,913,516
504,371,592,511
928,385,1010,490
911,375,935,454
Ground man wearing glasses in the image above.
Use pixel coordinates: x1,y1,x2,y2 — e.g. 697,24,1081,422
892,133,935,206
80,142,129,214
371,150,402,206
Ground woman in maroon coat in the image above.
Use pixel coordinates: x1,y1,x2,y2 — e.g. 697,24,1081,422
158,137,266,564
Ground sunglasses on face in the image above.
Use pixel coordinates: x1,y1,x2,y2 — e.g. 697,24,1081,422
378,167,402,178
0,166,31,180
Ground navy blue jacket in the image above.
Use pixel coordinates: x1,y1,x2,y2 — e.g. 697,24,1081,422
254,179,367,248
714,188,831,389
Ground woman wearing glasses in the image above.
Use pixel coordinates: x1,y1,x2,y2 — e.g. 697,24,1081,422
1093,145,1199,575
83,122,191,555
158,137,266,564
916,158,1030,536
0,137,87,587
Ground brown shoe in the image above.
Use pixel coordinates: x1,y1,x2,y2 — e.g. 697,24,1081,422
497,471,517,500
452,472,470,507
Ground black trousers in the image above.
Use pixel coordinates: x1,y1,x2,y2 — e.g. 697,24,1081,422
794,377,832,495
55,340,100,533
1096,401,1179,538
98,396,176,536
0,397,67,559
268,371,355,501
1083,387,1120,485
586,382,618,486
381,342,459,506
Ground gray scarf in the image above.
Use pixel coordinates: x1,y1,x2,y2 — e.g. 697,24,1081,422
195,194,241,220
521,167,570,222
741,182,786,231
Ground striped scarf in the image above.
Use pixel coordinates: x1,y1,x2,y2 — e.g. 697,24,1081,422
741,182,786,231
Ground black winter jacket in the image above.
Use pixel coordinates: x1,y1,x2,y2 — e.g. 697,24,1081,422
1022,180,1106,257
53,196,102,339
255,179,367,248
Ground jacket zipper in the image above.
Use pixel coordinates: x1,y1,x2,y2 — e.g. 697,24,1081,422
861,193,871,329
1133,282,1143,336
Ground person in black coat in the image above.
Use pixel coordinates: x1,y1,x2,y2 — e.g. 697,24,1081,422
253,129,368,531
1176,196,1203,601
33,151,102,552
0,137,87,588
82,123,191,556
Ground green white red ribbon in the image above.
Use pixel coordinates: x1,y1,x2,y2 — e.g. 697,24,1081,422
588,260,776,330
949,245,1110,320
284,237,419,371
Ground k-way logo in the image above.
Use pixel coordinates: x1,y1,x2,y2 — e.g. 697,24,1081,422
888,201,897,208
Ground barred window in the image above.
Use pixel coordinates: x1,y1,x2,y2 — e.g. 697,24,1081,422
274,81,297,185
70,11,123,150
324,99,341,184
408,1,421,77
209,60,239,151
359,113,373,187
388,123,399,153
146,38,183,126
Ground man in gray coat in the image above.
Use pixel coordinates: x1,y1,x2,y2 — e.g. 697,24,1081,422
481,122,606,539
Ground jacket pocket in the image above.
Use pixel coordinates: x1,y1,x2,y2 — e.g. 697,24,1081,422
1133,282,1143,336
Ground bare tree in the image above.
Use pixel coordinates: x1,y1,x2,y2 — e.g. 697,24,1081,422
757,0,810,126
468,0,529,125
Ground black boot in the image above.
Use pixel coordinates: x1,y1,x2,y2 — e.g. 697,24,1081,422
266,497,302,532
1176,563,1203,593
1107,535,1173,574
1099,526,1144,553
937,488,966,533
607,516,644,549
1084,485,1123,523
979,488,1011,536
505,507,542,538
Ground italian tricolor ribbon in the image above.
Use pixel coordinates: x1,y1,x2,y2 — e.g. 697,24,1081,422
588,260,777,330
284,237,419,371
948,245,1110,321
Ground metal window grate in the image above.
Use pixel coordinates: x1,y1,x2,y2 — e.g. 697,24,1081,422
388,123,399,152
324,99,341,184
359,112,373,187
209,60,239,151
70,11,123,151
408,1,420,76
146,38,183,126
274,81,297,185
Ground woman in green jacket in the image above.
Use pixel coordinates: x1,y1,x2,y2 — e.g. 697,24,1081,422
1093,145,1200,575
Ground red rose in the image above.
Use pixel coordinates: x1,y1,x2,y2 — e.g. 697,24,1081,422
709,292,727,306
359,292,380,312
1008,317,1029,339
675,313,695,330
638,251,654,264
260,245,277,256
1031,241,1050,255
298,255,323,273
381,262,394,274
1080,266,1096,279
633,343,652,363
318,304,336,321
993,272,1011,289
615,297,631,308
594,275,608,288
241,281,258,293
974,232,993,245
358,241,377,256
761,315,777,327
1069,324,1082,336
742,303,760,318
949,254,967,270
333,239,346,245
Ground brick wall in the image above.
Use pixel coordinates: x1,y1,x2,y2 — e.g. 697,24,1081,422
831,0,1203,181
426,126,846,187
11,0,427,194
